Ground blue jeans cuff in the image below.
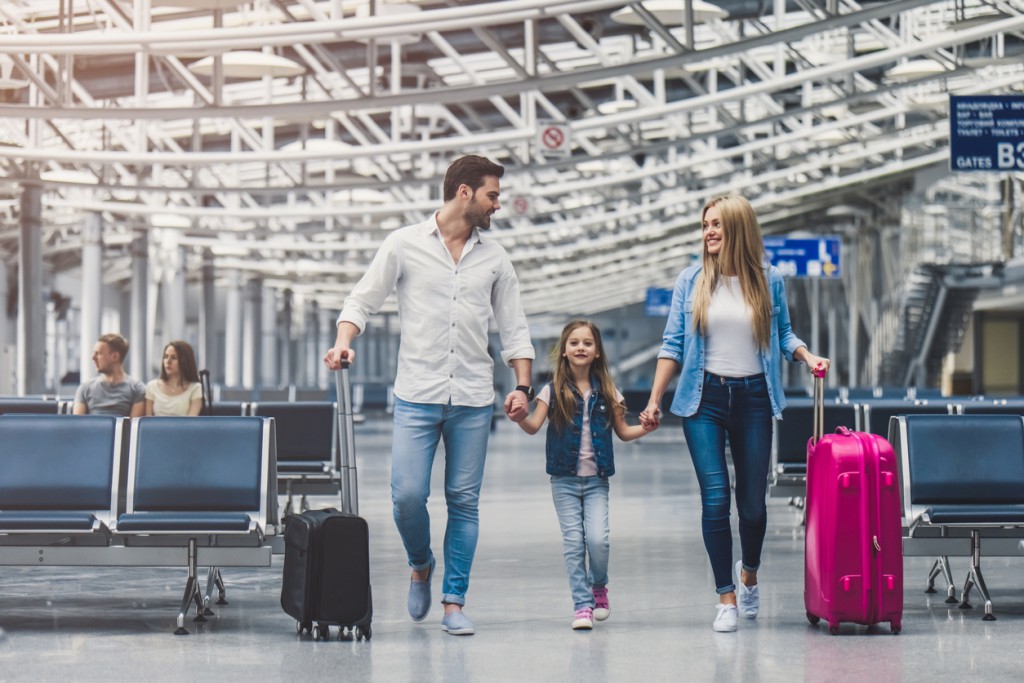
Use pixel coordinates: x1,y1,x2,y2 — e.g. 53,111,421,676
441,594,465,606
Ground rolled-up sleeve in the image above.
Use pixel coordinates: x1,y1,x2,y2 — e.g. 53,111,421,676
658,272,688,364
774,276,805,361
491,256,535,366
337,234,401,335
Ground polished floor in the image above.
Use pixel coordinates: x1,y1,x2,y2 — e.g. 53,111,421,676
1,417,1023,682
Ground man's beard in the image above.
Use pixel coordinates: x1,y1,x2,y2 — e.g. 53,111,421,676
464,201,492,230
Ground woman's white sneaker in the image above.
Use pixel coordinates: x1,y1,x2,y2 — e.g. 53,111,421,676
735,561,760,618
713,604,738,632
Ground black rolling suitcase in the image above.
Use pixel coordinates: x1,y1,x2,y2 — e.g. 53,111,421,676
280,363,372,641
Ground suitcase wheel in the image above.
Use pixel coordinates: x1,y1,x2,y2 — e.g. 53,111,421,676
339,626,354,642
296,621,311,635
355,625,371,642
806,612,820,626
828,624,840,635
890,621,901,636
313,624,331,640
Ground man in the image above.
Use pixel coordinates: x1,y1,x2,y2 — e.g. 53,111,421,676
324,155,534,636
73,333,146,417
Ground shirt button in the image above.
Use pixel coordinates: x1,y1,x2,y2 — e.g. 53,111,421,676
450,349,454,353
451,323,455,327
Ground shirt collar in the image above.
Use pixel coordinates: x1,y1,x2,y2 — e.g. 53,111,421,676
425,211,483,244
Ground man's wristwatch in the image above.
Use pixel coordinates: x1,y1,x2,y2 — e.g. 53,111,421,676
514,385,535,402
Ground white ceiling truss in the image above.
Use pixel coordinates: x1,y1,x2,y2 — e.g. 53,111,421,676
0,0,1022,320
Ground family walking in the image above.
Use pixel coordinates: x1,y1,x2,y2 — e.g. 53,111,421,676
324,156,828,635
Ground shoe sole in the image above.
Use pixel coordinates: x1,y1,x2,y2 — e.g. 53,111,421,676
572,621,594,630
593,609,609,621
441,625,475,635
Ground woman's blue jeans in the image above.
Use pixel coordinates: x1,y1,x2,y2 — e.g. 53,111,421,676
681,372,773,595
550,475,610,610
391,397,493,606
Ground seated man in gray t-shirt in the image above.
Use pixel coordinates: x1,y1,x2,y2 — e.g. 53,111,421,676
73,333,146,417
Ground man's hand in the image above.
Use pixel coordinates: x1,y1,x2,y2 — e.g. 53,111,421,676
504,391,528,423
323,345,355,370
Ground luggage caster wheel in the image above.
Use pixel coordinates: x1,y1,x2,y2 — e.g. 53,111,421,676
828,625,840,636
339,627,354,642
296,621,306,635
890,625,901,635
806,612,820,626
315,624,330,640
355,625,371,641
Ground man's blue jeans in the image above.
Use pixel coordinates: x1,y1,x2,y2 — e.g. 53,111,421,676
550,475,610,610
681,372,773,595
391,397,493,606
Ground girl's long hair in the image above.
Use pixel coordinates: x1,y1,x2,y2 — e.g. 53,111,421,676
691,194,771,348
548,320,625,430
159,340,200,386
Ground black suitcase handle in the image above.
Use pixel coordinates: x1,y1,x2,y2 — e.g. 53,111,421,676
335,363,359,516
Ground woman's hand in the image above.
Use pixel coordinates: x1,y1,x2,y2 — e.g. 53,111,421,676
639,399,662,430
804,353,830,377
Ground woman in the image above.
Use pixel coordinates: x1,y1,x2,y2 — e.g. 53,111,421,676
640,194,828,633
145,340,203,416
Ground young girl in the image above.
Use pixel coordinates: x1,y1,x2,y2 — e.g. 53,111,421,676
518,320,656,630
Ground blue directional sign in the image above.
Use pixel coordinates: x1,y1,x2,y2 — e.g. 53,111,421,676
644,287,673,317
763,237,841,278
950,95,1024,172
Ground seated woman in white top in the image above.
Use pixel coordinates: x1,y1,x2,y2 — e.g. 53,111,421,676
145,340,203,416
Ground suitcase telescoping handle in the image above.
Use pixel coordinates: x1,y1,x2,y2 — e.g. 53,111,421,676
811,362,828,446
335,361,359,516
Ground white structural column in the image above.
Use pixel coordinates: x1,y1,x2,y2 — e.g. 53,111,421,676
160,230,186,344
79,212,103,384
0,259,8,393
318,307,333,388
261,286,278,388
279,289,293,388
242,277,262,389
129,228,148,381
305,299,320,387
224,270,243,387
18,182,46,395
199,248,217,376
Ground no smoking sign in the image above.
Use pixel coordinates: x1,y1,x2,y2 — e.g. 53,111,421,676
536,121,571,158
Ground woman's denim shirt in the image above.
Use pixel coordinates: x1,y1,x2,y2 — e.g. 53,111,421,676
657,264,805,419
544,379,615,478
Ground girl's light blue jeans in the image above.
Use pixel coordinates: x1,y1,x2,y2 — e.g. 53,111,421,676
391,397,493,605
550,475,610,610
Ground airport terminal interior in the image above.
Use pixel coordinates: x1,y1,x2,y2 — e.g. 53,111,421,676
2,0,1024,680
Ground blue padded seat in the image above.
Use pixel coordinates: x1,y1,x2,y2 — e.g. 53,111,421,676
248,402,335,468
0,511,99,531
0,398,62,415
926,506,1024,524
906,415,1024,507
0,414,119,511
864,399,954,437
116,512,252,532
774,399,859,474
123,416,263,519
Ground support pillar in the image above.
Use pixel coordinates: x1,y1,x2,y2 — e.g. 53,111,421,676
224,271,242,387
242,277,262,389
19,183,46,395
261,287,277,388
129,228,148,380
199,248,217,374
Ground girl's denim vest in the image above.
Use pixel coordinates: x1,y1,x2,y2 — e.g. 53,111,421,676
545,380,615,478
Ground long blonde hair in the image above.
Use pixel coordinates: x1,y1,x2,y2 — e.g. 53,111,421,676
691,194,771,348
547,320,624,430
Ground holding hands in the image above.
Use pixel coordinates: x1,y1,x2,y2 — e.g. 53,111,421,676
639,399,662,431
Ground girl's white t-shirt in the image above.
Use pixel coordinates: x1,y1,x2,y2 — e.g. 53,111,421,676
538,383,623,477
145,379,203,416
704,276,762,377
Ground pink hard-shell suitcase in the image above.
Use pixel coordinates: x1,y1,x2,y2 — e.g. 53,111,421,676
804,369,903,635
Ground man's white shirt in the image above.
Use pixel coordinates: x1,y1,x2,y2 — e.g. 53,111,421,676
338,214,534,407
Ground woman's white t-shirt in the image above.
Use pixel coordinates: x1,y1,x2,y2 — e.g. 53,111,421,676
145,379,202,416
704,276,762,377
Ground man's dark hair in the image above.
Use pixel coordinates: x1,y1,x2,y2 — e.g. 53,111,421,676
98,333,129,363
443,155,504,202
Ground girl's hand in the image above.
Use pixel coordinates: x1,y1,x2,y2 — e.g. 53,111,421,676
639,400,661,429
